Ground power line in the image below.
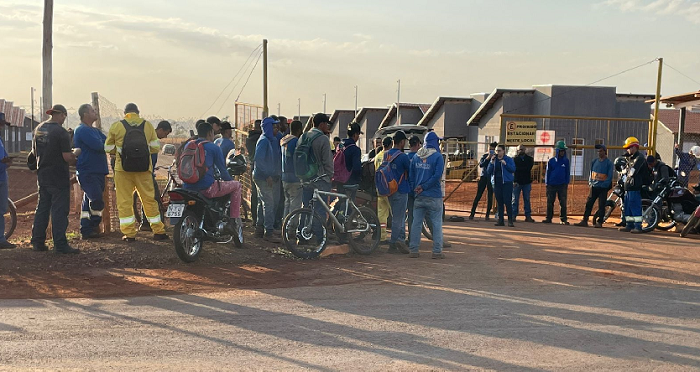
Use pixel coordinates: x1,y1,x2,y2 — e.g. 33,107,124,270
200,43,262,118
665,62,700,86
235,50,263,104
217,49,263,115
503,58,659,115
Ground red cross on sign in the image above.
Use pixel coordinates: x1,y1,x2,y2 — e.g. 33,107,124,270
540,132,550,144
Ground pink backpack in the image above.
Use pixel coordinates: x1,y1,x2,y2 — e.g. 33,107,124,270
332,143,355,184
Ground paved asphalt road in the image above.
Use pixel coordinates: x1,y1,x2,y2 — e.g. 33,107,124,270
2,282,700,371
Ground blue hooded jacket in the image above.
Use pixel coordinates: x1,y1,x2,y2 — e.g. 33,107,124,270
486,155,516,185
546,149,570,186
253,118,282,180
281,134,299,183
408,132,444,199
73,123,108,175
341,138,363,185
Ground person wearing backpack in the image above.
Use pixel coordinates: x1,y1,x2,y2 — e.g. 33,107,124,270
181,122,242,232
281,120,303,219
105,103,167,242
378,130,411,254
374,136,393,244
333,122,363,211
297,113,334,243
253,116,283,242
408,132,445,259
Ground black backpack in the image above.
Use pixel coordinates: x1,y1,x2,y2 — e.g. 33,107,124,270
121,120,150,172
358,160,376,193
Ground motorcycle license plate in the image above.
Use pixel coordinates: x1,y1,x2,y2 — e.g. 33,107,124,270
166,204,185,218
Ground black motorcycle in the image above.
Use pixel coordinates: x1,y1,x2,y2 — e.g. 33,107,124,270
166,153,248,263
647,178,700,232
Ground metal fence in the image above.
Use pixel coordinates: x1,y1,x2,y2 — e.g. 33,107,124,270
234,102,263,133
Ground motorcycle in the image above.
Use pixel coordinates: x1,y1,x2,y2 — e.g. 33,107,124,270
645,178,699,232
166,153,248,263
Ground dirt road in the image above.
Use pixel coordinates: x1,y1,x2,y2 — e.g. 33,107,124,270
1,220,700,370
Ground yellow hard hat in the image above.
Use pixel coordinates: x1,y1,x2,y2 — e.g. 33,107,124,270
623,137,640,149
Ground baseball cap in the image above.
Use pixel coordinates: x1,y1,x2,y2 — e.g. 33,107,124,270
46,104,68,115
347,122,363,135
393,130,408,142
124,103,139,114
313,113,331,126
219,121,233,131
595,144,607,152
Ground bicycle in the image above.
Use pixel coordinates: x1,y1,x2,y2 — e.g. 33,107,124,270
133,160,181,225
282,175,380,259
4,198,17,240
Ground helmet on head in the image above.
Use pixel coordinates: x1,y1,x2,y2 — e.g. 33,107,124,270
614,156,628,173
555,140,567,150
690,146,700,158
623,137,640,149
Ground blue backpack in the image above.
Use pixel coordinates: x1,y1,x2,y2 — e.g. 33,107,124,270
375,151,404,196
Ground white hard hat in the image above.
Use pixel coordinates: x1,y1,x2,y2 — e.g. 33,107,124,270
690,146,700,158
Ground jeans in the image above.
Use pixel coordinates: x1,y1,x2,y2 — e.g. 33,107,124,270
283,181,303,219
624,190,643,230
512,183,532,219
494,182,514,224
470,176,493,218
250,169,258,225
546,184,568,222
388,192,408,243
140,175,162,228
409,196,443,254
0,180,8,243
31,185,70,249
583,186,610,224
303,180,332,239
255,178,281,233
77,173,105,236
275,180,284,230
407,193,415,243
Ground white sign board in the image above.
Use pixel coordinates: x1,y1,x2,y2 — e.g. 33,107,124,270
535,130,555,146
26,132,33,141
534,147,554,162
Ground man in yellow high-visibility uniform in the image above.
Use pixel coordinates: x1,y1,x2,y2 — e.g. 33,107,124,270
374,136,393,244
105,103,167,242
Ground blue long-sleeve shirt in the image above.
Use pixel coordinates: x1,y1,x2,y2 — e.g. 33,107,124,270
282,135,299,183
73,123,108,175
409,148,444,199
384,148,411,194
486,155,516,185
0,137,8,182
215,137,236,159
546,150,570,186
182,139,232,191
342,138,363,185
589,157,614,188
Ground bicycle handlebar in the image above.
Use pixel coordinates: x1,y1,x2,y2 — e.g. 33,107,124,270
301,174,329,185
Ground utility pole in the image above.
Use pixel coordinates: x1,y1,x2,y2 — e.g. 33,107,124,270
262,39,268,117
651,57,663,155
30,87,35,129
42,0,53,122
277,103,280,116
354,85,358,117
298,98,301,119
396,79,401,125
323,93,327,114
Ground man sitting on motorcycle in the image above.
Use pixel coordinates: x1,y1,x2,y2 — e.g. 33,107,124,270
182,122,242,233
647,155,674,189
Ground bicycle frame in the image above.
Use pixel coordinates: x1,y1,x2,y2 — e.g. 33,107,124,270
310,189,370,234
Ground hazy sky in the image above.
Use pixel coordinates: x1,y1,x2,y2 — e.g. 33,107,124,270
1,0,698,120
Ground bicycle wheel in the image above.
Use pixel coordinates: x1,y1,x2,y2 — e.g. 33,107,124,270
282,208,327,259
4,198,17,240
346,206,380,255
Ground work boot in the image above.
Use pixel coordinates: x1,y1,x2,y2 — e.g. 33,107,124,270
508,222,515,227
393,240,410,254
542,219,552,224
443,241,452,248
387,245,400,254
81,231,102,240
139,223,152,232
574,221,588,227
408,252,420,258
468,214,474,221
255,226,264,239
153,234,168,241
593,223,603,228
0,241,16,249
263,232,281,244
484,216,491,222
55,246,80,255
32,243,48,252
525,217,536,223
560,221,570,225
431,252,445,259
